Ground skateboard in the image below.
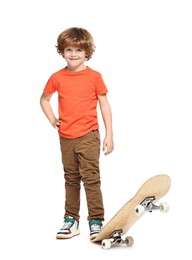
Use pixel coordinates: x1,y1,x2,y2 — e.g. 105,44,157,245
91,174,171,249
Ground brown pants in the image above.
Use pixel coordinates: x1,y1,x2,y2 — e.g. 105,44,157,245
59,130,104,221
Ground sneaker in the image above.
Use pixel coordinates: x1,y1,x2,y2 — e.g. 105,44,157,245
89,219,103,239
56,216,80,239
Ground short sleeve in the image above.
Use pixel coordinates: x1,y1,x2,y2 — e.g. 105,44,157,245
95,73,108,95
43,74,59,94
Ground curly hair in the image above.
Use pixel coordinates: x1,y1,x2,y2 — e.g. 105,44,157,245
56,27,96,60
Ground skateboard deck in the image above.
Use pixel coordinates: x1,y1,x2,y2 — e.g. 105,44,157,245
91,174,171,249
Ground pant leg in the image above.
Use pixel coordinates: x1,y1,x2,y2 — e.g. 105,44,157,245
75,130,104,221
59,136,81,220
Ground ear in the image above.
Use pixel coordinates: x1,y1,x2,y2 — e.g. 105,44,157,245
60,52,65,58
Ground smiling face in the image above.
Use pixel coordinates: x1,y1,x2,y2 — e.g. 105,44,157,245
56,27,96,66
63,46,86,72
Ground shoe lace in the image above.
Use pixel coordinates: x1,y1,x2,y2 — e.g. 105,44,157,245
62,218,74,230
90,223,101,231
62,222,73,230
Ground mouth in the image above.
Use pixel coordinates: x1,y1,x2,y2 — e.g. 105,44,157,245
69,58,79,60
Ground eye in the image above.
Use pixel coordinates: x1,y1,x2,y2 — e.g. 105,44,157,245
77,48,83,52
65,48,72,52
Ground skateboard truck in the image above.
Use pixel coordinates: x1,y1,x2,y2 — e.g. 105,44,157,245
101,230,134,250
135,196,170,216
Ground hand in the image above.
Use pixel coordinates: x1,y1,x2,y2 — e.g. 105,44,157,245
52,119,61,130
103,136,114,155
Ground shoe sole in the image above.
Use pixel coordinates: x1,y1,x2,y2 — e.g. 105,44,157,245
90,233,100,240
56,230,80,239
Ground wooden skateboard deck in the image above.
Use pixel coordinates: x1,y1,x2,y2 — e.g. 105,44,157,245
91,174,171,249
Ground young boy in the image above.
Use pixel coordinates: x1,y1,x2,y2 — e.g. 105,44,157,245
40,27,114,239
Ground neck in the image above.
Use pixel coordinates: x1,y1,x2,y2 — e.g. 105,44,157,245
67,65,86,72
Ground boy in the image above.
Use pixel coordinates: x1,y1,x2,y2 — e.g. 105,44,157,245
40,27,114,239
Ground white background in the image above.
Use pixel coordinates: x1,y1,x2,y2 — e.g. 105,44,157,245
0,0,191,258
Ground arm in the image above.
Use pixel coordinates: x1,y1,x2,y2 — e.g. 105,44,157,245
40,93,60,129
97,94,114,155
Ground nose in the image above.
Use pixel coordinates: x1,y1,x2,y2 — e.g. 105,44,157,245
70,50,77,57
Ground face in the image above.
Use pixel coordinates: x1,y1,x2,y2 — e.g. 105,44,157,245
63,47,87,72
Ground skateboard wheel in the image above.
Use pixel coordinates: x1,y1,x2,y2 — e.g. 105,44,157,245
134,205,145,216
125,236,134,247
101,239,111,250
160,202,169,213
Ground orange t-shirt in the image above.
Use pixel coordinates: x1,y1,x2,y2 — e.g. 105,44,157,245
43,67,108,138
